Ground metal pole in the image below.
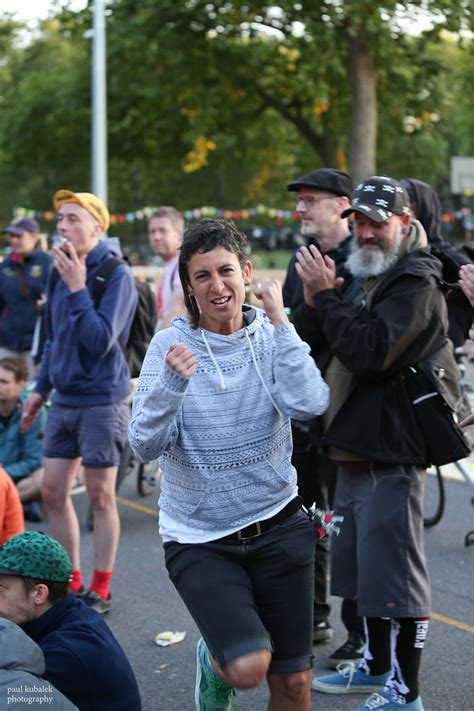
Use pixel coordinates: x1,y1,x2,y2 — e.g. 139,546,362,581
91,0,107,203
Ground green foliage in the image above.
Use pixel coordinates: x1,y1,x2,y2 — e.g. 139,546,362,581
0,1,472,226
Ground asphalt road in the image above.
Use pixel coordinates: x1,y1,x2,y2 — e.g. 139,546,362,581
27,454,474,711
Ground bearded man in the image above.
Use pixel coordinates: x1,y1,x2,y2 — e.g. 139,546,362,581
291,176,457,711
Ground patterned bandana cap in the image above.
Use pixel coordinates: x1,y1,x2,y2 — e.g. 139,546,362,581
53,189,110,231
341,176,411,222
0,531,72,582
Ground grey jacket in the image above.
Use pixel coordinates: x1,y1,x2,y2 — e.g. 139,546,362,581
0,617,78,710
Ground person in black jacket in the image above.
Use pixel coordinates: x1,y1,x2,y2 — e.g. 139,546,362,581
293,176,455,711
400,177,472,348
283,168,365,665
0,531,141,711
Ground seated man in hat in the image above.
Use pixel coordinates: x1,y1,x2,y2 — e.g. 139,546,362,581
0,531,142,711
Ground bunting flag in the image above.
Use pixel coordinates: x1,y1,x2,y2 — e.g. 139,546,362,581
11,203,474,229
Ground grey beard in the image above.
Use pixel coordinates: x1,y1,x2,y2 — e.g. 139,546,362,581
300,222,323,237
346,235,402,277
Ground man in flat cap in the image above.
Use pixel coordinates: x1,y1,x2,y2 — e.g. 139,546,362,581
0,217,53,378
21,191,137,614
291,175,463,711
283,168,365,667
284,168,354,312
0,531,141,710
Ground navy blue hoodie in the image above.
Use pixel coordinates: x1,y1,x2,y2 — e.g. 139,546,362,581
22,595,141,711
35,239,137,406
0,249,53,350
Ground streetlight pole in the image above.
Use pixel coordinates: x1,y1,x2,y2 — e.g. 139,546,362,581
91,0,107,204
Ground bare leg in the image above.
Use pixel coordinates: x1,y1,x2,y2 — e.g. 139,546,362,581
267,670,312,711
85,466,120,572
211,649,271,690
41,457,82,569
16,468,44,502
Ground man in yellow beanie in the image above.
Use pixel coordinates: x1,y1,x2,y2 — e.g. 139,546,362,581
21,190,137,614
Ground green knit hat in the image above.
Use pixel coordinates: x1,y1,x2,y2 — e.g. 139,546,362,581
0,531,72,583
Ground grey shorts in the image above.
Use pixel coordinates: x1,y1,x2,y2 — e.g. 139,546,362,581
164,510,315,674
330,463,431,618
43,400,130,468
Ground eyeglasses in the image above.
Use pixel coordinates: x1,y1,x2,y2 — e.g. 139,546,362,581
294,195,338,209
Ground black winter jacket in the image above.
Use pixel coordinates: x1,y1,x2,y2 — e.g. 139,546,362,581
282,234,352,313
292,248,455,466
22,595,142,711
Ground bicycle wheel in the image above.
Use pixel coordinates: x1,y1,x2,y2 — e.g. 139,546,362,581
116,442,135,494
423,466,445,527
137,459,161,497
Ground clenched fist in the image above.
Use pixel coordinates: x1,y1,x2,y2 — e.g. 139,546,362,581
166,343,197,378
253,279,288,326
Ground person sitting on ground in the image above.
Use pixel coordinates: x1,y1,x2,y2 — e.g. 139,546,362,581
129,218,329,710
0,531,142,711
0,357,45,522
0,616,78,710
0,467,24,546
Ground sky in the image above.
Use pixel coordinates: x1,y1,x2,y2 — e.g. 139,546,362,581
1,0,87,24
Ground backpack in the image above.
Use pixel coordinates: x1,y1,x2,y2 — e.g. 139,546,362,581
49,257,157,378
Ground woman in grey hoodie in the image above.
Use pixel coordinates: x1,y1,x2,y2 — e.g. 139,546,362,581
129,219,329,711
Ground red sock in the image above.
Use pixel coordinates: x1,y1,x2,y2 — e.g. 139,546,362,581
69,569,83,593
90,570,112,600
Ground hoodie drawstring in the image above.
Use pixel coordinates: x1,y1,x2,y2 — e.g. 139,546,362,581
201,330,227,390
245,329,283,416
199,327,283,416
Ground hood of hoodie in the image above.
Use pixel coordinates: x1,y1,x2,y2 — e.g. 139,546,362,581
400,178,443,245
0,617,45,675
85,236,123,268
169,306,280,403
170,305,263,355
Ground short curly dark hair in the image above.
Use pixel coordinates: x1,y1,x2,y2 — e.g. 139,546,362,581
179,219,249,328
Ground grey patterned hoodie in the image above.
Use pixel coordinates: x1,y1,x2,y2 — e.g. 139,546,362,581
129,306,329,532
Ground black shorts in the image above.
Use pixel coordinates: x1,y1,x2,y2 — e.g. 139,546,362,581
164,509,315,674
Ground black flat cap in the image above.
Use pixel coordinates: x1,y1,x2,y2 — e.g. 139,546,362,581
287,169,353,199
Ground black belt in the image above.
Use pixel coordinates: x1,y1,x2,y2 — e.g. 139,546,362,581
334,460,387,473
215,496,302,543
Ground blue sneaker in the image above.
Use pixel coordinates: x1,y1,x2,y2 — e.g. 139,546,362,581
312,662,390,694
356,692,424,710
195,638,236,710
